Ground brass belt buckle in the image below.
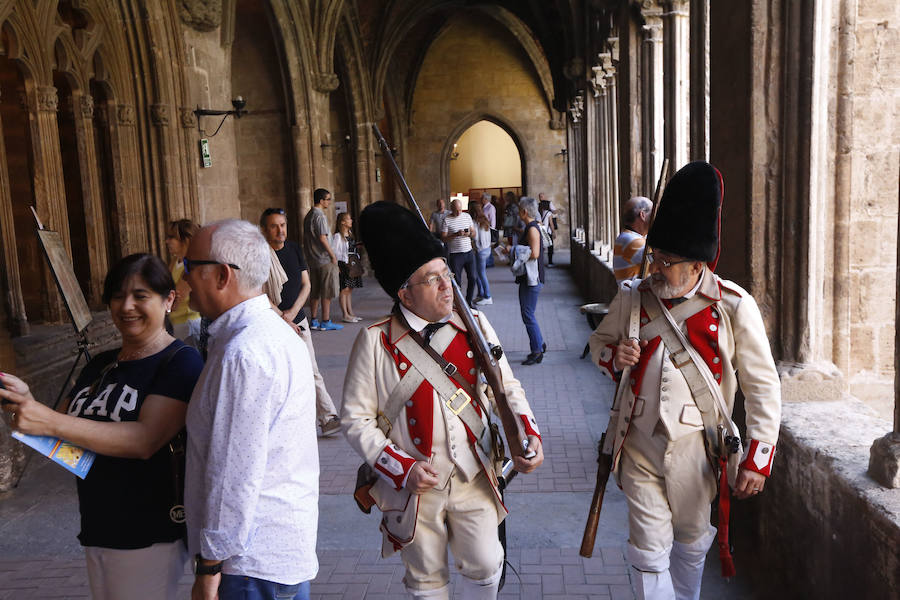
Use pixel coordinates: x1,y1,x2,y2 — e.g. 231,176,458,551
670,349,692,369
445,389,471,415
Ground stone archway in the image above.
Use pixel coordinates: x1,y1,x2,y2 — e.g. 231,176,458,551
440,113,528,202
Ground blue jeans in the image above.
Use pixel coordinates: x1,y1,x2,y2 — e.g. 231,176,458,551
474,248,492,299
448,250,476,306
518,282,544,354
219,574,310,600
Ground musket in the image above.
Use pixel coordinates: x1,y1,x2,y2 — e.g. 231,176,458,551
579,158,669,558
372,124,535,460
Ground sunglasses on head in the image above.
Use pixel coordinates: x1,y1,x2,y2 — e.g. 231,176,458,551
183,257,241,275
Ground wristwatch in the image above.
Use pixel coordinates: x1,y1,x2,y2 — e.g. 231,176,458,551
194,554,223,576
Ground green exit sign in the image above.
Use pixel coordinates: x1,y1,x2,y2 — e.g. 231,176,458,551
199,138,211,168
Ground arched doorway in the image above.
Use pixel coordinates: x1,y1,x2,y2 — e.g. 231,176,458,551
448,119,523,212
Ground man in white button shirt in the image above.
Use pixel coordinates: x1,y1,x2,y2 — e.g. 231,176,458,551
589,162,781,600
343,201,543,599
184,219,318,600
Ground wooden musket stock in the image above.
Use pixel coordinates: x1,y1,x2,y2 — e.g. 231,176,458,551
579,158,669,558
372,124,533,460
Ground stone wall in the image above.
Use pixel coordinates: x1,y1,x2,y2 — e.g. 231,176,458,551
734,400,900,599
182,25,241,224
843,2,899,417
405,13,569,246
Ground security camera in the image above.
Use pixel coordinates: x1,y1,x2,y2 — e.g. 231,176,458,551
231,96,246,115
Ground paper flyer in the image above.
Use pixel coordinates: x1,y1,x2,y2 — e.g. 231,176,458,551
12,432,95,479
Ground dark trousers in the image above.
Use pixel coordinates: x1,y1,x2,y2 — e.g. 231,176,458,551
449,250,476,306
518,282,544,354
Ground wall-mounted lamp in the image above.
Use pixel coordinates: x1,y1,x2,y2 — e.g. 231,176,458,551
194,96,246,137
450,143,460,160
555,148,568,159
321,134,351,150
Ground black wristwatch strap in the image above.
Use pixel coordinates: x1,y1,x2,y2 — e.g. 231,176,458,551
195,554,223,576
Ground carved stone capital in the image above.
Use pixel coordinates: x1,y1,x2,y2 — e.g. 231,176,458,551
180,107,197,128
117,104,135,126
150,103,170,127
178,0,222,32
568,94,584,123
36,86,58,113
314,72,340,93
80,95,94,119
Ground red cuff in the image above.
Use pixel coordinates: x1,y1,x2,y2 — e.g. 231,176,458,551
519,414,541,441
595,344,620,382
374,443,417,490
740,439,775,477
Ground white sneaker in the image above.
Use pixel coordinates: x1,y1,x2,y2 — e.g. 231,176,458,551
475,297,493,305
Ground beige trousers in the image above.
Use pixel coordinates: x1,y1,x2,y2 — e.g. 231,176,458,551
619,424,718,554
401,470,503,592
84,541,188,600
297,317,338,424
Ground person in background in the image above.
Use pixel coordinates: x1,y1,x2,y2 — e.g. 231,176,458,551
539,199,556,267
428,198,449,241
480,194,497,268
303,188,343,331
441,198,477,308
1,254,204,600
502,191,523,248
331,212,363,323
184,220,318,600
470,202,493,306
260,207,341,437
513,197,546,365
165,219,202,345
613,196,652,282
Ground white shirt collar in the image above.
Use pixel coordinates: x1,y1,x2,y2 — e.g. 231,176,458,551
398,303,450,333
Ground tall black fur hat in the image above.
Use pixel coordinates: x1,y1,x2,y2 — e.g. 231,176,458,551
359,201,445,300
646,161,724,269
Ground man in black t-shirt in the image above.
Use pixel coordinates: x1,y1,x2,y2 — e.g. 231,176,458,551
261,208,341,436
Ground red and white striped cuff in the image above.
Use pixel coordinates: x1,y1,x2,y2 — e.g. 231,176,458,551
374,443,418,490
740,439,775,477
520,415,541,440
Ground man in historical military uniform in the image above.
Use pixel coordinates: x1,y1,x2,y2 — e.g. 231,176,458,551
342,201,543,600
589,162,781,600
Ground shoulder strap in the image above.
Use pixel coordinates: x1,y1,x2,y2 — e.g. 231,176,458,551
602,283,642,455
394,332,486,442
643,294,739,448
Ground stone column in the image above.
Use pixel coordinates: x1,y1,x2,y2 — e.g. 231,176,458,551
0,89,28,336
603,53,621,242
71,94,109,306
868,212,900,488
28,84,69,323
567,95,585,234
689,0,709,161
641,5,664,194
108,103,149,255
662,0,690,170
590,70,608,259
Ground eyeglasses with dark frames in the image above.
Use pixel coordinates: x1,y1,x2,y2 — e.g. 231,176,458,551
183,257,241,275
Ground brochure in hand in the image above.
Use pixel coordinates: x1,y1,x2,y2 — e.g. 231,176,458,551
11,432,95,479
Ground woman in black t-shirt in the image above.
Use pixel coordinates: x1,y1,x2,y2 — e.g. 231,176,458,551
0,254,203,600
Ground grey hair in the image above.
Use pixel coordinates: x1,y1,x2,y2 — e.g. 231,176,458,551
208,219,270,293
519,196,539,219
624,196,652,225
